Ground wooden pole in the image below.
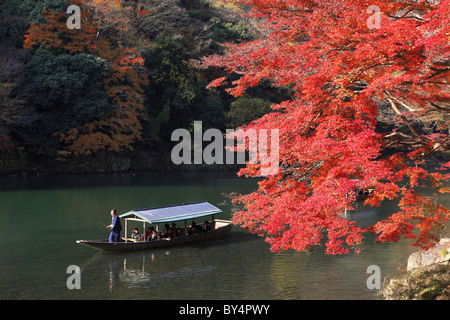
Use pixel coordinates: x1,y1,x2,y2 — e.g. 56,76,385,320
143,221,145,241
125,218,128,242
98,221,107,227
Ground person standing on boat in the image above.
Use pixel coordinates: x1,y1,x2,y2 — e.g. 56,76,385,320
106,209,122,242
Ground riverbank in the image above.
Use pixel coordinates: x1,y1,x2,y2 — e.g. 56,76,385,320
380,238,450,300
1,146,448,177
0,146,244,176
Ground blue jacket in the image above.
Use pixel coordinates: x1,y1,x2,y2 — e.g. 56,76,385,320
110,215,122,232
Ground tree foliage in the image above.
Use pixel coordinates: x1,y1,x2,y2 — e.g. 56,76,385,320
23,3,148,155
225,95,272,128
19,49,110,153
143,34,225,140
0,83,25,151
1,0,249,159
203,0,450,254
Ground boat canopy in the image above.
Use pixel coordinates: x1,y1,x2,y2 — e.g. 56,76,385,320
119,201,222,224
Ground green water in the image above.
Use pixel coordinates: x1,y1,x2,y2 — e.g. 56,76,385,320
0,171,446,300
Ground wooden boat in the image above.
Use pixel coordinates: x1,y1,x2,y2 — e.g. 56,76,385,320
350,178,374,201
76,201,233,252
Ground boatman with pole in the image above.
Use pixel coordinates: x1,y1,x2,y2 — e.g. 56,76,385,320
106,209,122,242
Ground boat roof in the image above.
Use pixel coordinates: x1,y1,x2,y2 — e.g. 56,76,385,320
119,201,222,224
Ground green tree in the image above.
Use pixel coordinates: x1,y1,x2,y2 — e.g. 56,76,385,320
19,49,110,153
192,85,224,130
143,34,224,140
0,0,68,50
210,18,253,43
225,96,272,129
1,0,67,24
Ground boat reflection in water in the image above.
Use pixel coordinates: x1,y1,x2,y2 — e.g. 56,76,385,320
102,247,217,293
120,253,214,290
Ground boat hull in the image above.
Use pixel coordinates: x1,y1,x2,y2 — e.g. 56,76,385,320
77,222,232,252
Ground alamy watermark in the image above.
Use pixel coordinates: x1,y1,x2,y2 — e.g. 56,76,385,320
66,5,81,30
66,265,81,289
367,5,381,30
366,265,381,290
171,121,279,176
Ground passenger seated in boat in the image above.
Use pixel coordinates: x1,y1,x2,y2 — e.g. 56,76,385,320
130,228,140,241
160,230,170,239
188,226,198,235
203,221,212,232
166,228,173,239
149,230,160,241
175,227,184,237
144,227,153,241
191,221,202,233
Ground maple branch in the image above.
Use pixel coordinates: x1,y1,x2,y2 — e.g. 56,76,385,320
424,136,450,157
386,4,428,22
427,65,450,79
389,97,419,112
429,101,450,114
384,132,412,139
348,61,395,84
281,160,324,182
386,98,416,132
387,12,425,22
384,132,424,149
281,7,314,14
385,94,424,138
382,94,442,153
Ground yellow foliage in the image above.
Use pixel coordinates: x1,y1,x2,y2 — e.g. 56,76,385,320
207,0,242,12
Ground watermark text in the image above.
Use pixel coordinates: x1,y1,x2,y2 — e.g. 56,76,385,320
171,121,279,176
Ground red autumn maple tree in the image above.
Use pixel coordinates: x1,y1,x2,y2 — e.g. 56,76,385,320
202,0,450,254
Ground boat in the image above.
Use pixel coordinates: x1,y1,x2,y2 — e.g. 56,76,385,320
76,201,233,252
350,178,374,201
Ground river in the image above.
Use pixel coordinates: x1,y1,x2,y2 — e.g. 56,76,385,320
0,171,447,300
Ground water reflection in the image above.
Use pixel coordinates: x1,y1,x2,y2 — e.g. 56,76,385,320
78,231,260,297
108,259,120,292
119,253,215,289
